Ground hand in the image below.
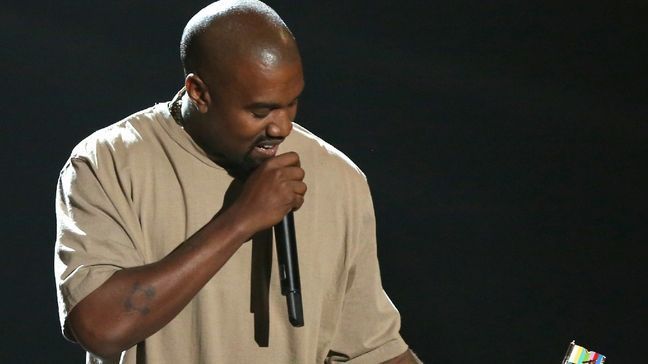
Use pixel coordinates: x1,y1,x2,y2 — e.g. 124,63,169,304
228,152,307,235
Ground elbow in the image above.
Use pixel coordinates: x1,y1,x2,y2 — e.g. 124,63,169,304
67,305,133,359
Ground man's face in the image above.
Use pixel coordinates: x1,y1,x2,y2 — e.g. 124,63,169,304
190,58,304,178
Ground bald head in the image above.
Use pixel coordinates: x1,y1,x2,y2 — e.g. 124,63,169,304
180,0,300,80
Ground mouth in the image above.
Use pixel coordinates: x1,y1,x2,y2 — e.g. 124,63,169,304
252,139,282,158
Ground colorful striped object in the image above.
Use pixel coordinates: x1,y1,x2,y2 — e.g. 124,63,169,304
562,341,606,364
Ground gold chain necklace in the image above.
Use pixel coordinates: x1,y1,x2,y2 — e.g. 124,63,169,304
168,87,186,127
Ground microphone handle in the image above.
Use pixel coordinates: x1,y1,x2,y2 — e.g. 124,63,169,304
274,211,304,327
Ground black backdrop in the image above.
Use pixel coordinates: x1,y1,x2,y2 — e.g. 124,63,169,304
2,1,646,363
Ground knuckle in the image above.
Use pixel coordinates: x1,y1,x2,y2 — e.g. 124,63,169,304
288,152,300,163
271,168,284,181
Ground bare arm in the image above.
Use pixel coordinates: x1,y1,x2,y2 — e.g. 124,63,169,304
67,152,306,359
382,349,423,364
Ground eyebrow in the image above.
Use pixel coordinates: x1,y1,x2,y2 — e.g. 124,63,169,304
245,96,300,110
247,102,280,110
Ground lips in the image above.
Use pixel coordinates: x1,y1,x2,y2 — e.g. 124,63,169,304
252,139,282,158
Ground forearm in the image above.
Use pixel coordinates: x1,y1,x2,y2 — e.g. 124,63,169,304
67,208,252,358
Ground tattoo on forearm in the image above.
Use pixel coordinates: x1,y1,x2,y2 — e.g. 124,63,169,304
123,282,155,315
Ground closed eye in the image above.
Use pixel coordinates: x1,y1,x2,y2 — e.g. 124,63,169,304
248,97,299,119
251,108,271,118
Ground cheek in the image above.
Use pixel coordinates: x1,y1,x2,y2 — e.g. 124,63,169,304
289,105,299,121
224,113,266,141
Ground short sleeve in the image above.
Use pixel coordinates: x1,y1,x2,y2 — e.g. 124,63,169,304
326,179,408,363
54,156,144,340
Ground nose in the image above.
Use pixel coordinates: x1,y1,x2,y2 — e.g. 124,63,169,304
266,109,293,138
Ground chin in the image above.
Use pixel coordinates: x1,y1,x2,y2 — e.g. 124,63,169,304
224,156,264,180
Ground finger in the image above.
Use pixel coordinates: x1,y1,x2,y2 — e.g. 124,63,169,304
288,181,307,196
281,166,305,181
291,194,305,210
271,152,300,167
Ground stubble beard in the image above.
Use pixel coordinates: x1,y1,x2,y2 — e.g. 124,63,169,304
219,132,282,180
224,153,262,180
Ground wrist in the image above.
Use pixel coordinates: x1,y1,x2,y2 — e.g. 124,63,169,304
214,204,257,244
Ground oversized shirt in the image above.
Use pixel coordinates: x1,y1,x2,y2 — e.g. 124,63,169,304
54,103,407,363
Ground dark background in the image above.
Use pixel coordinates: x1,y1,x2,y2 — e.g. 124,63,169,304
2,1,646,363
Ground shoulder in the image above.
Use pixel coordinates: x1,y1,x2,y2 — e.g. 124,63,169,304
288,123,367,183
68,105,164,166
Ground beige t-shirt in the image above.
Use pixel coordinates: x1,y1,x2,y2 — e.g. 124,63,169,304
55,103,407,363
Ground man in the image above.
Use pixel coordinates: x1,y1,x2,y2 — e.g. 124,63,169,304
54,1,420,363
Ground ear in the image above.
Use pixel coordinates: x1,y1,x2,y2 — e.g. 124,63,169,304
185,73,212,113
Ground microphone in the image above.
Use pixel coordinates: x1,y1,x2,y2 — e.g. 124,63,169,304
273,211,304,327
